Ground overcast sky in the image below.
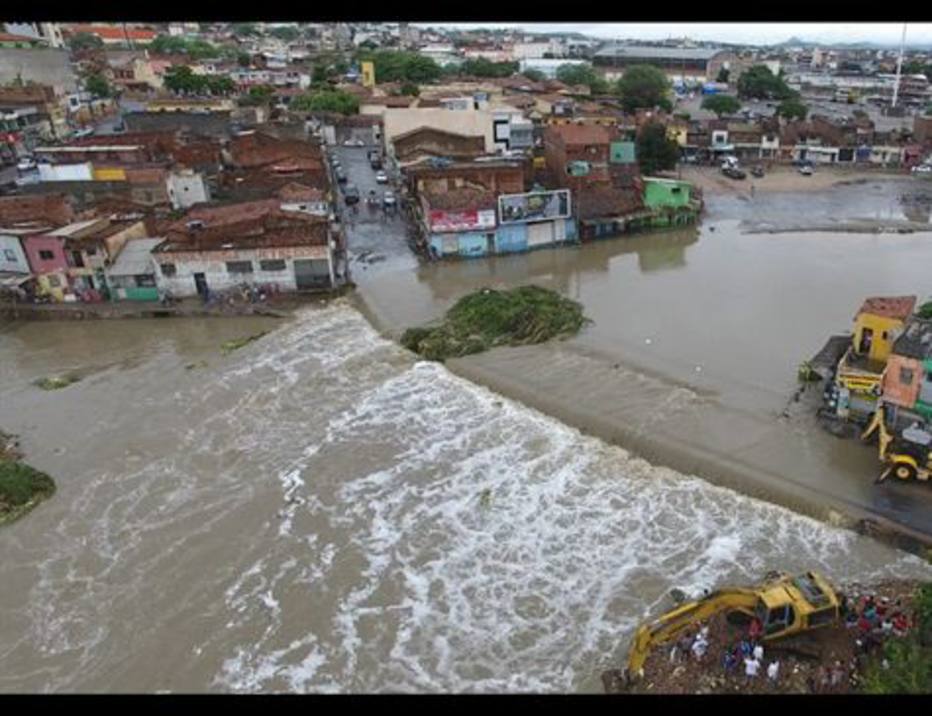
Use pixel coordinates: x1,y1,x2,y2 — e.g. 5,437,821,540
416,23,932,47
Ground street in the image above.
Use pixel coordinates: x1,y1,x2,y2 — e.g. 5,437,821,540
332,144,417,277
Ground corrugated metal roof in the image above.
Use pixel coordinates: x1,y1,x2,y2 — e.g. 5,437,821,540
108,237,163,277
594,45,724,61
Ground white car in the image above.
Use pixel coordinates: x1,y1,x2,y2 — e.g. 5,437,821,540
912,164,932,175
375,170,388,184
799,165,814,176
16,157,36,172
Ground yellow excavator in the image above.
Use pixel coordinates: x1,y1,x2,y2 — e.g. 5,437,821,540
613,571,841,688
862,404,932,483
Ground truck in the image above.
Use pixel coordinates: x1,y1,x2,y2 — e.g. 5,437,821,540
606,571,841,688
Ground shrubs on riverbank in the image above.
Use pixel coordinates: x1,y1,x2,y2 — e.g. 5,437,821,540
401,286,589,362
0,433,56,526
861,584,932,693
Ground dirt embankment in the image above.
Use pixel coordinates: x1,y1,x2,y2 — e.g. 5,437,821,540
604,579,924,694
679,165,908,198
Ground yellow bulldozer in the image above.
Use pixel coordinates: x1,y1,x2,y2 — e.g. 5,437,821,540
612,571,841,687
862,404,932,483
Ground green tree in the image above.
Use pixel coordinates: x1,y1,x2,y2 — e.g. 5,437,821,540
68,32,103,52
398,82,420,96
232,23,258,37
521,69,545,83
206,76,236,95
186,40,219,60
556,63,608,93
163,65,202,94
312,64,329,83
636,122,679,175
84,72,112,99
737,65,794,100
776,96,808,120
716,67,730,83
701,94,740,118
359,50,441,83
238,53,252,68
460,58,519,78
270,26,300,42
150,35,187,54
291,89,360,115
617,65,672,113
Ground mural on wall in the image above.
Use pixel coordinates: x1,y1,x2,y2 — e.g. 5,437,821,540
498,189,571,224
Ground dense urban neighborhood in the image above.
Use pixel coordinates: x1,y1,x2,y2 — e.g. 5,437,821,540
2,21,932,696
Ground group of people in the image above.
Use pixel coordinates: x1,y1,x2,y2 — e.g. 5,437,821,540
842,593,911,648
669,619,781,688
666,591,914,693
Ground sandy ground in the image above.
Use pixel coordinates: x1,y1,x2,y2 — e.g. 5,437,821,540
680,165,909,198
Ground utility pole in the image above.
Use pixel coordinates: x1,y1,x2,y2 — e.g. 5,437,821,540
892,22,907,109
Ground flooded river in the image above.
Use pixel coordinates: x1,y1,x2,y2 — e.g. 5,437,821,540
1,303,929,693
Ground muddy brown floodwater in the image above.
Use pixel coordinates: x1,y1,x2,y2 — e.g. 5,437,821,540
1,301,929,693
2,185,932,693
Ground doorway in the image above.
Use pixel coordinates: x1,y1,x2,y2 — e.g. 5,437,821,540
194,272,208,298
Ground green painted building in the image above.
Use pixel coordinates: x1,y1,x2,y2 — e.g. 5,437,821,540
641,177,700,228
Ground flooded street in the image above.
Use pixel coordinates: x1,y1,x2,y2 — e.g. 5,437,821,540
2,303,930,693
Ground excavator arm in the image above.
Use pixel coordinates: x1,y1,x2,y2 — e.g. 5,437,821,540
862,404,895,481
626,588,760,679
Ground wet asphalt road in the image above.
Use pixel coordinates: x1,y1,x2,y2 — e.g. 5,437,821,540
331,145,418,278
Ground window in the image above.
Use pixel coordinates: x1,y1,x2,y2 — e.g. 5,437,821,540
38,249,55,261
226,261,253,274
160,262,176,277
86,247,97,256
900,367,915,385
135,274,156,287
259,259,286,272
671,186,682,194
3,249,16,261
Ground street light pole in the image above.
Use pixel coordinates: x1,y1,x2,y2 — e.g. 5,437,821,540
892,22,907,109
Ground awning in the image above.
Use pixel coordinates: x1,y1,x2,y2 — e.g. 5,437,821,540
0,274,33,289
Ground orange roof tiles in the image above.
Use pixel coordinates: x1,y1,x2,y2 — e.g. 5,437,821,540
857,296,917,321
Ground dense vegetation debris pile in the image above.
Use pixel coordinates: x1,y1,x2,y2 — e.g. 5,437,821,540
221,332,268,354
401,285,589,361
0,431,56,526
34,374,80,390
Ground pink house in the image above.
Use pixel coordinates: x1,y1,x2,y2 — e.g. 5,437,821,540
22,234,68,275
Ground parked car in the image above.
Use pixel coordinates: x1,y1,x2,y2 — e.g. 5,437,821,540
911,164,932,175
799,165,814,176
16,157,36,172
375,170,388,184
343,184,360,204
750,166,765,178
336,169,347,184
723,167,746,180
382,190,397,210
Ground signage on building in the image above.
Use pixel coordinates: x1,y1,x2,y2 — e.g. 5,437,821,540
429,208,497,233
361,61,375,88
498,190,571,224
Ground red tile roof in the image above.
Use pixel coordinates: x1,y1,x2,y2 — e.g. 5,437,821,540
577,186,645,220
158,202,329,253
422,188,496,212
277,183,324,202
229,132,322,169
69,25,157,42
857,296,917,321
0,32,44,43
547,123,611,147
0,194,74,227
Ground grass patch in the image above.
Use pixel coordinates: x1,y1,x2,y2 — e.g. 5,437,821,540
220,332,268,355
860,583,932,693
401,285,589,362
34,374,80,390
0,459,56,526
